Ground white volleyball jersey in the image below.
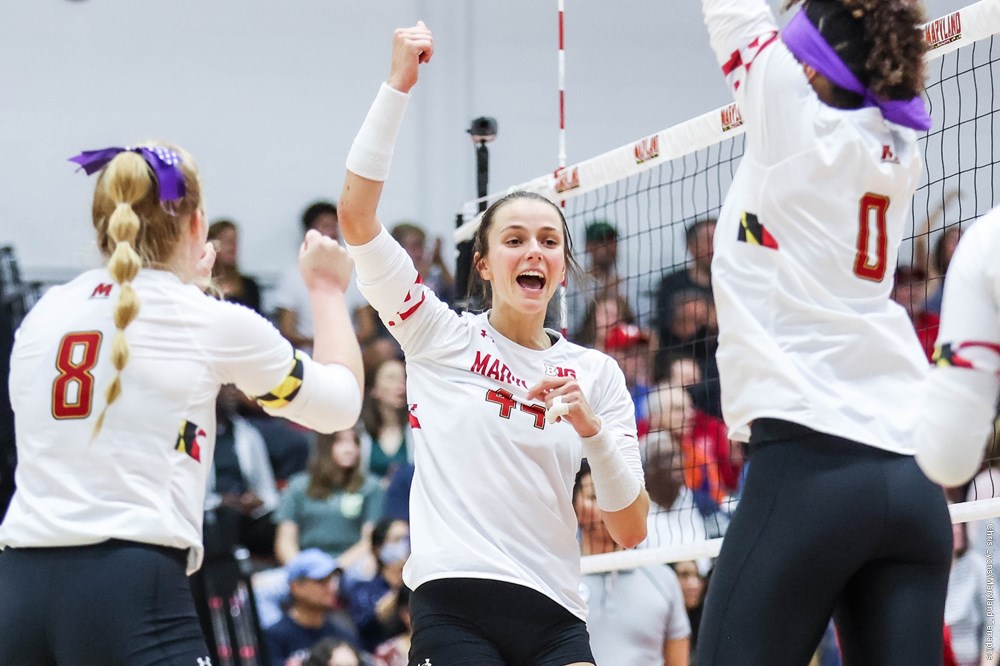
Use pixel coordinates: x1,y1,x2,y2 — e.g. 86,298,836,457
703,0,929,451
348,228,643,621
2,268,358,572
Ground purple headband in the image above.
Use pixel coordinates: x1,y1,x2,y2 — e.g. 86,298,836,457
781,8,932,131
68,146,186,203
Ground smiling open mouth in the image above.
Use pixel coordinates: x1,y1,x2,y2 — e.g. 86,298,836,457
516,271,546,291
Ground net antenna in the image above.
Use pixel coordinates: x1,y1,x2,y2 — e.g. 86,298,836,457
456,0,1000,573
555,0,569,336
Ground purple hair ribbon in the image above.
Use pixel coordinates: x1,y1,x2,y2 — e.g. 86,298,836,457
781,9,932,132
68,146,186,202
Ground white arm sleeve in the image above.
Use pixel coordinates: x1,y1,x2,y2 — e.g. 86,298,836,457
915,211,1000,486
915,367,998,487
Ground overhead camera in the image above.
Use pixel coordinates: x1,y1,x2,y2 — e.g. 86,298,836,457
467,117,498,144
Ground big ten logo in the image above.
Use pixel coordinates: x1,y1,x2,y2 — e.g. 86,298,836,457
721,103,744,132
634,134,661,165
554,166,580,194
543,363,576,379
924,11,962,51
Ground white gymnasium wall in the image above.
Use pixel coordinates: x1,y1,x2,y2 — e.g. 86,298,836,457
0,0,968,285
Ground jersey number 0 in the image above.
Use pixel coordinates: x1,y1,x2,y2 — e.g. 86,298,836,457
51,331,103,419
854,193,890,282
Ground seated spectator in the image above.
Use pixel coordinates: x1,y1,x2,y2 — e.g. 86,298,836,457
656,218,715,347
339,522,410,653
371,586,412,666
671,561,707,659
655,289,723,417
359,331,403,383
574,294,635,350
208,218,262,313
342,517,410,585
304,638,363,666
640,430,712,576
205,384,282,560
891,265,939,361
271,200,366,352
648,385,727,517
391,221,455,305
660,350,717,422
359,358,413,486
551,220,634,335
274,429,383,568
245,413,314,488
945,520,988,666
575,463,690,666
925,225,963,315
265,549,360,666
605,322,655,438
663,357,741,496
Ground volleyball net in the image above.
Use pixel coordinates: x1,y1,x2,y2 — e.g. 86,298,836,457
455,0,1000,574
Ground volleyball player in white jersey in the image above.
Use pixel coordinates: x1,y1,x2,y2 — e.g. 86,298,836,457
915,211,1000,486
697,0,952,663
337,23,648,666
0,144,363,665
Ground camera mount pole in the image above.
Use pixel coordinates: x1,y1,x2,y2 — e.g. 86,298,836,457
455,117,497,311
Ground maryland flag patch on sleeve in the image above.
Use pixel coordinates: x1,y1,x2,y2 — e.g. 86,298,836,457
176,420,205,462
933,342,1000,371
738,211,779,250
255,350,305,409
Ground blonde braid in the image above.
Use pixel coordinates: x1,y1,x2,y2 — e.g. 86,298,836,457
92,153,151,437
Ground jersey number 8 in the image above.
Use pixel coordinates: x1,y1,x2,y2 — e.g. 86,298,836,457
51,331,103,420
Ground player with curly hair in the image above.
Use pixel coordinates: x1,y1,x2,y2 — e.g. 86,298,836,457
697,0,952,662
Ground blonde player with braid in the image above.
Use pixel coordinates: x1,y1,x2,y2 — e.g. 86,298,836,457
0,144,364,665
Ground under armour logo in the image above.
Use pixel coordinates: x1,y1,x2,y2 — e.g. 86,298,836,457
421,660,432,666
196,657,212,666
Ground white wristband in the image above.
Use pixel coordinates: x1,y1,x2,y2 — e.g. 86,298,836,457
581,425,642,513
345,82,410,182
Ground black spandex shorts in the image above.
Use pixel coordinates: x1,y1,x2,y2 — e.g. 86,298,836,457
408,577,595,666
0,539,210,666
697,419,953,665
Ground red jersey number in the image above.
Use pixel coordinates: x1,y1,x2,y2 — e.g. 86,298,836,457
52,331,102,419
854,193,890,282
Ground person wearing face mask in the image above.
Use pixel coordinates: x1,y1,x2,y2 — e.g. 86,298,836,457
339,518,411,654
